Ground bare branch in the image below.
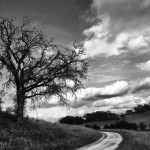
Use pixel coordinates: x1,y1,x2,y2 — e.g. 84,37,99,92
0,16,90,123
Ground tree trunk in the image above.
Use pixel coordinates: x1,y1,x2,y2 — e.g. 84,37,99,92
16,100,24,124
16,87,25,124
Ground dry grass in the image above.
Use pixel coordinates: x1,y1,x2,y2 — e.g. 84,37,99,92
0,112,102,150
115,130,150,150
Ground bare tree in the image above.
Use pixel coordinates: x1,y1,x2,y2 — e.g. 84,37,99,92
0,17,90,124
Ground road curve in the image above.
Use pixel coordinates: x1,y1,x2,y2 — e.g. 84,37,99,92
76,132,122,150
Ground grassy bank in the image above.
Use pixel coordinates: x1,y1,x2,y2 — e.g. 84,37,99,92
0,111,102,150
115,130,150,150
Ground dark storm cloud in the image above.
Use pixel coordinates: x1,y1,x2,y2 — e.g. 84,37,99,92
132,78,150,93
132,84,150,93
0,0,93,46
81,92,128,102
0,0,92,33
70,93,128,109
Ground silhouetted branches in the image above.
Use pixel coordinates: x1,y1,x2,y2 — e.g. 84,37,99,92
0,16,90,123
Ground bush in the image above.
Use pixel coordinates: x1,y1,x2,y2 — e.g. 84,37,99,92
129,123,138,130
59,116,84,125
103,124,108,129
139,122,147,130
85,124,101,130
104,121,138,130
92,124,101,130
85,125,91,128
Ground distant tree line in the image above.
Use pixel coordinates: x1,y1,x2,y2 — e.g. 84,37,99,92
59,103,150,125
59,116,84,125
125,103,150,115
59,111,120,125
104,121,138,130
103,121,148,131
83,111,120,122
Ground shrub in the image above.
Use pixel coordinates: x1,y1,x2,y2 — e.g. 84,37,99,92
103,124,108,129
129,123,138,130
59,116,84,125
92,124,101,130
139,122,147,130
105,121,138,130
85,125,91,128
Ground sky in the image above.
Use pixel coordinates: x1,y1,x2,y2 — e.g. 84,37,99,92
1,0,150,122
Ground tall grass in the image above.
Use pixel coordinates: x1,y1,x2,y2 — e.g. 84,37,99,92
116,130,150,150
0,112,102,150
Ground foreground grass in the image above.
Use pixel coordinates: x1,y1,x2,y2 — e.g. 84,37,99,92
0,112,102,150
115,130,150,150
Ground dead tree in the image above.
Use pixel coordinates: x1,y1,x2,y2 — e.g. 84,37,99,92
0,17,90,123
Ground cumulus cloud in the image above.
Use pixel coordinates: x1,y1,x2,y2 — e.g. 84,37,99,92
37,77,150,109
28,77,150,121
37,80,130,109
93,0,150,41
84,80,129,99
29,92,150,122
83,21,126,57
83,0,150,57
70,80,129,108
93,94,149,112
127,34,150,50
71,77,150,109
136,60,150,71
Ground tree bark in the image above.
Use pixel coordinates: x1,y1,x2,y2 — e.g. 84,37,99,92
16,86,25,124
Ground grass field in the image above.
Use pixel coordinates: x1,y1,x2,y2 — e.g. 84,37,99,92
0,111,102,150
115,130,150,150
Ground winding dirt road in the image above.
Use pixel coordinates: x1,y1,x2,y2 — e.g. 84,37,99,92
77,132,122,150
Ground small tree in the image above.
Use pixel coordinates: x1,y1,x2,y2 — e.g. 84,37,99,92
0,16,90,123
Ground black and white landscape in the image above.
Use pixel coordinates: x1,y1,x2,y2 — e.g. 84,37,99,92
0,0,150,149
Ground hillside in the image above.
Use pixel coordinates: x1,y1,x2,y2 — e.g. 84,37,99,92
126,110,150,124
0,111,102,150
